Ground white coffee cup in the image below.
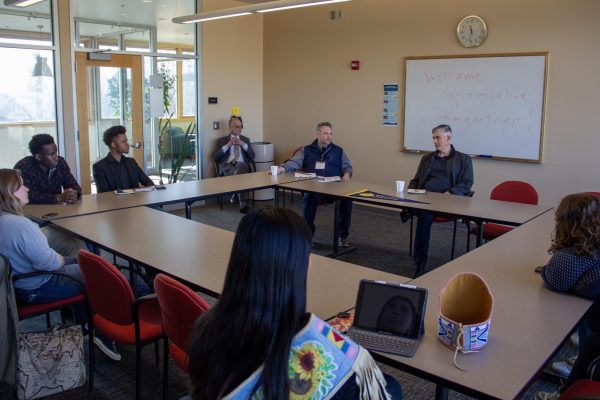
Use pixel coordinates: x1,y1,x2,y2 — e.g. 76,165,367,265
395,180,405,192
271,165,279,176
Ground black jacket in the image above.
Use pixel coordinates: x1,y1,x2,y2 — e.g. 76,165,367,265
92,153,154,193
408,145,474,195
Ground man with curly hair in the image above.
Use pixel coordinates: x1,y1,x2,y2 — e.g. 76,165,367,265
13,134,85,257
14,133,81,204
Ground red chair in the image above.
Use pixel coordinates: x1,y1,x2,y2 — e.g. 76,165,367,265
154,274,210,399
469,181,538,246
77,250,164,400
559,355,600,399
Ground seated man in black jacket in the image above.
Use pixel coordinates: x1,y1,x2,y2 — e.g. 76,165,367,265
93,125,154,193
408,124,473,277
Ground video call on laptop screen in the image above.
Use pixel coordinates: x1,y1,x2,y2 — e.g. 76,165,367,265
354,281,427,338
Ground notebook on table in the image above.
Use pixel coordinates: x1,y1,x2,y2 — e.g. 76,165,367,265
347,279,428,357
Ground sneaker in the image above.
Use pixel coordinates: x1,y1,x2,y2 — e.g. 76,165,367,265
570,332,579,347
400,210,412,223
93,334,121,361
535,391,560,400
551,356,577,377
230,194,238,204
338,238,350,247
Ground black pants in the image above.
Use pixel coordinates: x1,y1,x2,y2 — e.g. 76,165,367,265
302,193,352,239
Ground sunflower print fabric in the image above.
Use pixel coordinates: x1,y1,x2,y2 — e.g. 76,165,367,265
288,340,338,399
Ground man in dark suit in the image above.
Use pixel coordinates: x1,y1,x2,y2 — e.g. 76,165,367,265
213,116,255,213
93,125,154,193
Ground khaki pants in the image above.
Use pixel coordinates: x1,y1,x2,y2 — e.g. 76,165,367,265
41,225,86,257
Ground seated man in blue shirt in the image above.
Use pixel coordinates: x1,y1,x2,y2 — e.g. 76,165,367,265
408,124,473,276
93,125,155,193
276,122,353,246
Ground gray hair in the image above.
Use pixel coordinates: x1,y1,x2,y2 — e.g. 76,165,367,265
432,124,452,136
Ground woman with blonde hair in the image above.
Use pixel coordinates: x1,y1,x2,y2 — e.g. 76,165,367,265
0,168,120,360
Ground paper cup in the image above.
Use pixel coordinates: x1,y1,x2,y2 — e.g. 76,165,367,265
270,165,279,175
395,180,405,192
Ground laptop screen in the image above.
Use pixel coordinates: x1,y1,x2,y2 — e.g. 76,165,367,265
353,280,428,338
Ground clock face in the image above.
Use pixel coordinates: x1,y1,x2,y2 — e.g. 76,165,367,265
457,15,487,48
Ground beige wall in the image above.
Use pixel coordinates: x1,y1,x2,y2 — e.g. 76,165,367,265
262,0,600,206
201,0,263,177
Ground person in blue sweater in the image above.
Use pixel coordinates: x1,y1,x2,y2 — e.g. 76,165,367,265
0,168,121,361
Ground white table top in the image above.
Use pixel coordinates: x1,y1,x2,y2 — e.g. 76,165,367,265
51,206,408,320
376,210,591,399
24,172,305,221
281,179,552,225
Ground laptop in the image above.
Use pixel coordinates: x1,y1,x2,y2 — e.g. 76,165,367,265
347,280,428,357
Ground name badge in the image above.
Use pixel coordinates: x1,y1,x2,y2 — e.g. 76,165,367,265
315,161,326,170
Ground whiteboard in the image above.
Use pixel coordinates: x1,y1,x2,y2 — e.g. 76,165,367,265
403,54,547,162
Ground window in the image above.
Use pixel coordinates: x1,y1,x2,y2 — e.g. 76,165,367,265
0,2,56,167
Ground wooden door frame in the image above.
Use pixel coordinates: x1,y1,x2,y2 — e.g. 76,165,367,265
75,52,143,194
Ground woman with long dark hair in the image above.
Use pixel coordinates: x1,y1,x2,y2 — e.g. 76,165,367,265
188,207,401,399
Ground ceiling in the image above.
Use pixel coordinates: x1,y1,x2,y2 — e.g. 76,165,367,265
0,0,276,47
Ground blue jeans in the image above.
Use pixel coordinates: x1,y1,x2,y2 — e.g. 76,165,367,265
302,193,352,239
15,262,84,304
413,212,434,265
15,262,87,324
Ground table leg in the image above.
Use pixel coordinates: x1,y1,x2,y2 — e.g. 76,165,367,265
435,385,449,400
476,221,484,247
185,201,192,219
276,187,282,207
129,260,137,297
332,199,340,256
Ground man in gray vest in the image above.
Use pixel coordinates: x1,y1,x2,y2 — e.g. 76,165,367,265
276,122,353,246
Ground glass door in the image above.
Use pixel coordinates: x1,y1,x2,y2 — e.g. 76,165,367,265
75,52,143,194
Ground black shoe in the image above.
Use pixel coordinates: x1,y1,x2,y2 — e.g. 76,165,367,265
240,205,250,214
400,210,412,223
413,262,425,278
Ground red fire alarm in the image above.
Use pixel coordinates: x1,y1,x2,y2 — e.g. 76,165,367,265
351,60,360,70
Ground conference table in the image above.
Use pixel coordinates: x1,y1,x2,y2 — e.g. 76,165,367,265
50,206,408,320
35,173,586,398
370,210,592,400
24,172,308,221
280,179,552,255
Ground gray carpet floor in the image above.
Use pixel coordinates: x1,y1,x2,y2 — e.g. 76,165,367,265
21,194,569,399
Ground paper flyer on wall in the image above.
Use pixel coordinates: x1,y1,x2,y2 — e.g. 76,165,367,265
383,83,398,126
